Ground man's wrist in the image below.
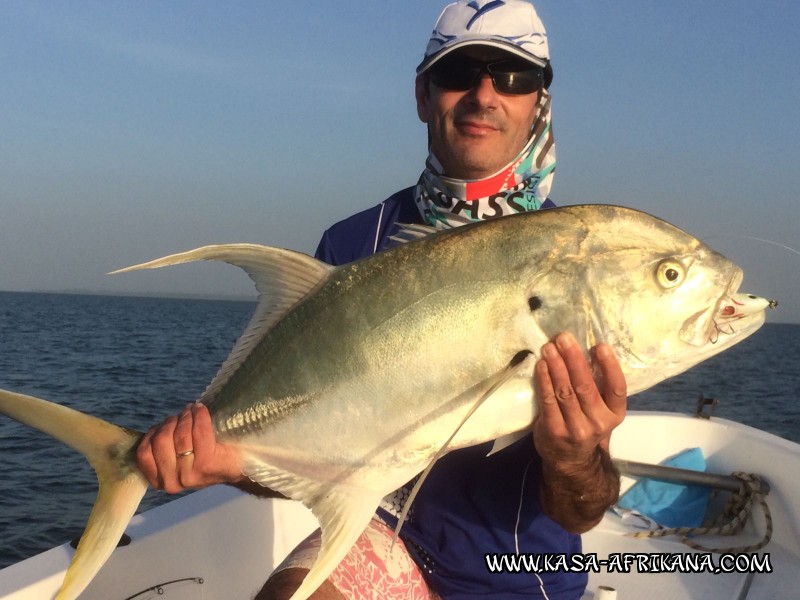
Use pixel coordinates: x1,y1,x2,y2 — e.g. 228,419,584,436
539,447,620,533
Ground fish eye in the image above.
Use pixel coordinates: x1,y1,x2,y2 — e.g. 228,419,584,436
655,260,686,289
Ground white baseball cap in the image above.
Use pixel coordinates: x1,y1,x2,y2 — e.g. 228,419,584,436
417,0,551,80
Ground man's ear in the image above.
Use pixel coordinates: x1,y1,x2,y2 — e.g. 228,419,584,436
415,74,430,123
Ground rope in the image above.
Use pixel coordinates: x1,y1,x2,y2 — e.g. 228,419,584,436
629,472,773,553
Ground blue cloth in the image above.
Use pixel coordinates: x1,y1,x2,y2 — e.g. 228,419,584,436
315,187,421,264
617,447,711,528
315,186,556,265
315,190,582,599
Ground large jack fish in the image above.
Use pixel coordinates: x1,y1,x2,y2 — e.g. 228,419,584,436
0,205,775,600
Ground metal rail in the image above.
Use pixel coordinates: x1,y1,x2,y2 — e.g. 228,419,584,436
613,459,770,494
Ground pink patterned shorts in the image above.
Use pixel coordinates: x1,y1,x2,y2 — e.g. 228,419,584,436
273,518,437,599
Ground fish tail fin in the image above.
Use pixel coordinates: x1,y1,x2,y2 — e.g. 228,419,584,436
0,388,147,600
58,469,147,600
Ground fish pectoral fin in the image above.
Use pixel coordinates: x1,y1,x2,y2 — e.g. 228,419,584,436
110,244,334,408
241,459,381,600
392,351,536,543
487,431,529,456
0,388,147,600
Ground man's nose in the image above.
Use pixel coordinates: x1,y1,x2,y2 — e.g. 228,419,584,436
467,74,499,106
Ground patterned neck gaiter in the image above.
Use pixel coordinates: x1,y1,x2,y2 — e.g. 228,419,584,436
414,91,556,229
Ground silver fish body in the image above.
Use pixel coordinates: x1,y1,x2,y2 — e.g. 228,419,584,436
208,205,766,486
0,205,773,600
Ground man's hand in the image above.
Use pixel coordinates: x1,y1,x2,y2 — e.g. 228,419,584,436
534,332,626,462
136,403,245,493
533,332,627,533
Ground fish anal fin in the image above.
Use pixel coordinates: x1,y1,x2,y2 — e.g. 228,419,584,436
289,490,382,600
241,457,381,600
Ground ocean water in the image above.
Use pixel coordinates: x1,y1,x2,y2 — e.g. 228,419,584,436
0,291,798,569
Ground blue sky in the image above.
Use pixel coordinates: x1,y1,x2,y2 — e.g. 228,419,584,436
1,1,798,323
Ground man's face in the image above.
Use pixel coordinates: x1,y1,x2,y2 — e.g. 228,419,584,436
416,47,541,180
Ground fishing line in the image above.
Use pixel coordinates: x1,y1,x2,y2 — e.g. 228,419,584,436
514,458,552,600
703,234,800,258
741,236,800,257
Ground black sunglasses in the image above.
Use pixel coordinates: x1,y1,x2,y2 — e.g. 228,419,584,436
428,54,544,95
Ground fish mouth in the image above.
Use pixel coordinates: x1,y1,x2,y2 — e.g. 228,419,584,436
680,271,776,347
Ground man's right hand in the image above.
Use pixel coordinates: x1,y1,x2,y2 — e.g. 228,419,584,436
136,403,245,493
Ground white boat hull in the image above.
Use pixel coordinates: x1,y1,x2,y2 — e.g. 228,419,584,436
585,412,800,599
0,488,317,599
1,411,798,599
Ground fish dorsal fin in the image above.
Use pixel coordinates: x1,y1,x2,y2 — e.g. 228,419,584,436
392,351,536,544
388,222,438,246
241,460,381,600
111,244,333,405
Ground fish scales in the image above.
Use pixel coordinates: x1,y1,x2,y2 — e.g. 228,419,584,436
211,222,537,449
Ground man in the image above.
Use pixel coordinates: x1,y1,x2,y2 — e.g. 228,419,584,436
136,2,626,598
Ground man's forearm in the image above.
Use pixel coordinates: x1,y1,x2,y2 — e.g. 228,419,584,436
539,447,620,534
